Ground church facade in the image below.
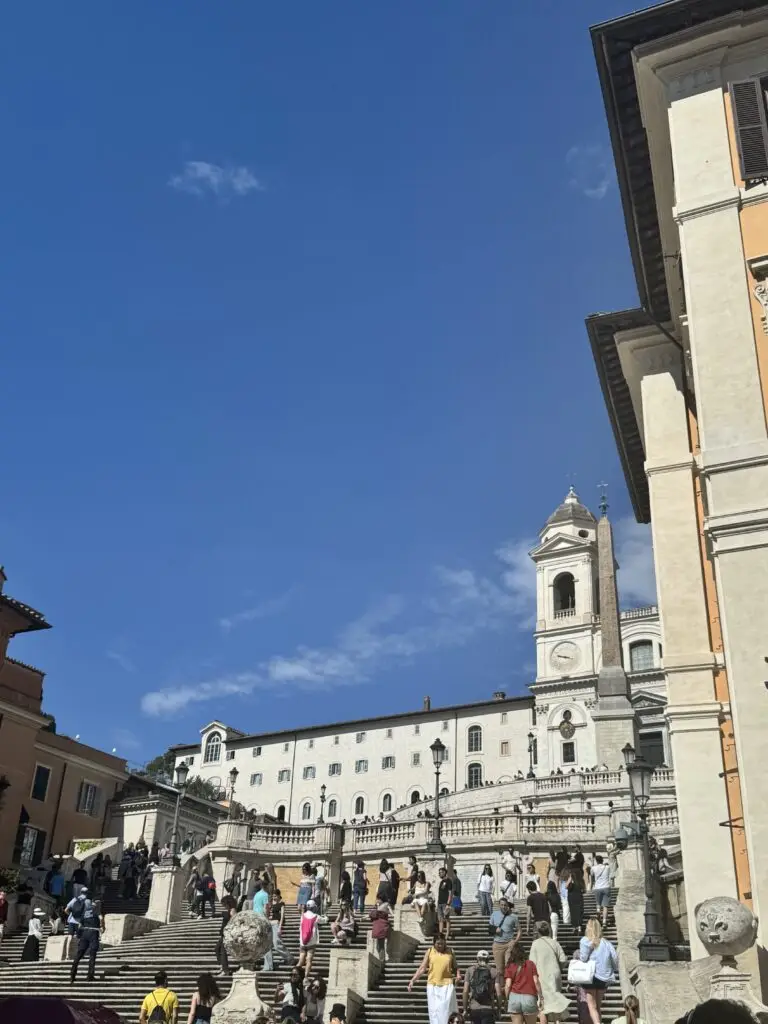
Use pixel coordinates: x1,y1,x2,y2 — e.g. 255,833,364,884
173,491,667,824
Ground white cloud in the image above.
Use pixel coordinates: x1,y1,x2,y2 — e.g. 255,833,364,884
566,144,614,200
141,540,538,717
219,587,296,632
168,161,264,199
106,649,136,673
614,516,658,608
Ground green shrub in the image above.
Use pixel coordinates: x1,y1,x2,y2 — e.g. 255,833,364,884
0,867,21,893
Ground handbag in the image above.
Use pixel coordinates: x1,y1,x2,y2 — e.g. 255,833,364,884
567,958,596,985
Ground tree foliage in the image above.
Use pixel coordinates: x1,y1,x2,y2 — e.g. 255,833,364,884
186,775,222,803
144,749,176,783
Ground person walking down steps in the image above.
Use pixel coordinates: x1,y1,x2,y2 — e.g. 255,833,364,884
408,934,459,1024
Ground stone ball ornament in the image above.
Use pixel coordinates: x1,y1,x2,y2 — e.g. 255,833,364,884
695,897,759,961
223,909,273,970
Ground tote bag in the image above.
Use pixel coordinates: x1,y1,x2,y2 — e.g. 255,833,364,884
567,958,596,985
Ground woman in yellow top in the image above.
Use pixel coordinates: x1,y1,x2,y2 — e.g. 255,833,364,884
408,934,460,1024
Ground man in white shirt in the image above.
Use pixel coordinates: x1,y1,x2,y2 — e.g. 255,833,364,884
589,855,612,926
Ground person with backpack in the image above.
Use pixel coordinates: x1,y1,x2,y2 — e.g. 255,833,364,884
65,887,93,937
462,948,498,1024
140,970,179,1024
69,896,105,985
298,898,320,974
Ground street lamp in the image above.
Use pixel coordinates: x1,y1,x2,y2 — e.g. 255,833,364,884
626,753,669,961
228,766,239,816
527,732,536,779
318,783,327,824
623,743,637,821
427,738,446,853
169,760,190,864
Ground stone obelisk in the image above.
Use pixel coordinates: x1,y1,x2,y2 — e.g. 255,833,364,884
592,494,636,767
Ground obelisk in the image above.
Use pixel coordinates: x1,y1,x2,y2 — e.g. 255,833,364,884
592,493,637,767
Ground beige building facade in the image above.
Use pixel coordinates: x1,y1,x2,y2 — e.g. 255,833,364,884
588,0,768,963
0,566,127,867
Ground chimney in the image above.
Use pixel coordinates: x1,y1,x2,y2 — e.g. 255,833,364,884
493,690,506,701
423,696,431,711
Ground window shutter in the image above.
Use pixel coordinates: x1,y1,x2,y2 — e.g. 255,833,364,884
76,781,84,812
730,79,768,181
32,828,46,867
91,787,102,818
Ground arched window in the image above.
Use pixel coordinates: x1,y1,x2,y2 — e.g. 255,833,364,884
468,725,483,753
203,731,222,764
276,805,286,822
467,762,483,789
440,787,449,797
382,794,392,813
354,796,365,816
410,790,421,804
327,799,338,818
629,640,655,672
301,802,312,821
553,573,576,613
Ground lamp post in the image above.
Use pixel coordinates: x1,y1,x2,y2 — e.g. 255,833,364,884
623,743,637,822
169,760,190,865
427,738,446,853
228,766,239,817
318,783,327,824
527,732,536,779
626,752,670,961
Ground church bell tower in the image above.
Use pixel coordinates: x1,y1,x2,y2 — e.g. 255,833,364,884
530,488,600,683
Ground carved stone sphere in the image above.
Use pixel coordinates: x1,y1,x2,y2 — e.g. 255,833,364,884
694,897,758,959
223,909,273,969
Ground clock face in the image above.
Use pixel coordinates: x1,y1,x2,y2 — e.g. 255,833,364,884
550,641,580,673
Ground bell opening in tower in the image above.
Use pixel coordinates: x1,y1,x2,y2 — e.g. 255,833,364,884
553,572,576,612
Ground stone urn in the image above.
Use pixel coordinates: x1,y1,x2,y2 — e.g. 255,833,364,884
695,897,768,1021
211,910,274,1023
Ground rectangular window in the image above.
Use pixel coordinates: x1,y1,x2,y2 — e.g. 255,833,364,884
382,756,395,770
16,826,46,867
500,741,509,757
329,763,342,776
303,766,316,780
411,752,421,767
441,747,450,763
562,741,576,765
532,706,537,726
188,756,195,765
386,729,393,739
414,724,420,735
356,731,366,744
500,712,508,725
638,731,665,767
334,735,340,746
252,746,262,757
278,769,291,783
629,641,655,672
442,720,449,732
250,773,263,786
308,739,314,749
226,750,236,761
283,742,290,753
76,782,101,817
355,759,368,774
31,765,51,802
730,78,768,182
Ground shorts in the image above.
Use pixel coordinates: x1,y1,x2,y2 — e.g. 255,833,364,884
437,902,452,921
508,994,538,1014
594,889,611,909
581,978,608,991
470,1009,496,1024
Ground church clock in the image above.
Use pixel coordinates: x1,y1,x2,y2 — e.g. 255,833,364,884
550,641,581,673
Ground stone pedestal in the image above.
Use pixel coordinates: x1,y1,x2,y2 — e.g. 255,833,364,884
146,863,185,924
325,946,381,1024
211,967,269,1023
44,935,75,961
710,960,768,1018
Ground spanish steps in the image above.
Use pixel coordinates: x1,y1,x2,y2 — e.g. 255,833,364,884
0,884,626,1022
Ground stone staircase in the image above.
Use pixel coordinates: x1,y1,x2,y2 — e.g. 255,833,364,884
361,891,624,1024
0,890,621,1022
0,898,370,1021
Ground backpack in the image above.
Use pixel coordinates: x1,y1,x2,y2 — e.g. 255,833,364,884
207,880,217,892
470,965,494,1005
70,897,86,923
300,912,317,946
147,993,169,1023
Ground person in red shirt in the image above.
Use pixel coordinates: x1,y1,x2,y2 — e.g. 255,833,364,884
504,943,543,1023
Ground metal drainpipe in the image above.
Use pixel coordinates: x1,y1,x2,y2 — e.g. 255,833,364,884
48,762,67,858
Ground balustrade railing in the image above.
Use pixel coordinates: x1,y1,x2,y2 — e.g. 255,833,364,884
553,608,576,619
646,805,679,830
520,813,600,836
248,823,318,847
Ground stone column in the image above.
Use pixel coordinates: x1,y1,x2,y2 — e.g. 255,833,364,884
146,863,185,924
616,325,736,959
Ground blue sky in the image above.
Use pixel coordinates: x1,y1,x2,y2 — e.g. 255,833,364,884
1,0,657,765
